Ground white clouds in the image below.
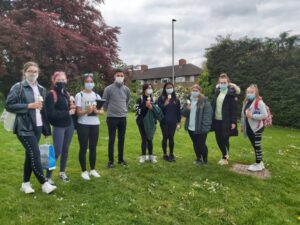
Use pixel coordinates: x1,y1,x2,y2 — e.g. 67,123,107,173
101,0,300,68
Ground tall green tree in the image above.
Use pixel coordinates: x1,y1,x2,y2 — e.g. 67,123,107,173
205,32,300,128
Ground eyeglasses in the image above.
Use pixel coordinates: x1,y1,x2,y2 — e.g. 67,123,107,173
26,70,38,74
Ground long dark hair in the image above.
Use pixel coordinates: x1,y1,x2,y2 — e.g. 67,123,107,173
142,83,152,96
162,82,177,101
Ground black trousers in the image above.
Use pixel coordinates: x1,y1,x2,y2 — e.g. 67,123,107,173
160,123,177,155
77,124,99,171
106,117,127,163
188,130,208,162
17,126,46,184
214,120,230,159
137,120,153,155
246,124,264,163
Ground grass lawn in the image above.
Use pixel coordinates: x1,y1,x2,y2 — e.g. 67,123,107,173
0,112,299,225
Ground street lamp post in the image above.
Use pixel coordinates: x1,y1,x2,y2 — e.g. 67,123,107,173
172,19,176,84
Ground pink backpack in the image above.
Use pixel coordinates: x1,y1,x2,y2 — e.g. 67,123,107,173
254,99,273,128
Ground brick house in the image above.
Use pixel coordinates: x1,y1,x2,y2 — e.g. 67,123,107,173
130,59,201,88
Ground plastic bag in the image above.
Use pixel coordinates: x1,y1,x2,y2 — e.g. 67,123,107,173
0,109,16,132
40,140,56,170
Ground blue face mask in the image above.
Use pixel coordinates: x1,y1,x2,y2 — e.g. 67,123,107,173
219,84,228,91
85,82,95,90
247,94,255,101
191,91,200,98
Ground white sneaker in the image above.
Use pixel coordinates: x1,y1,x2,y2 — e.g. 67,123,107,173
42,181,57,194
248,162,265,172
218,158,229,165
139,155,147,163
89,170,101,178
149,155,157,164
47,178,55,185
20,182,35,194
81,171,90,180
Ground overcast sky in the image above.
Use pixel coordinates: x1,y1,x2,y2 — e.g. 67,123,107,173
101,0,300,68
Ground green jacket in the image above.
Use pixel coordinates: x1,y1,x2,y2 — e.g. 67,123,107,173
181,97,213,134
143,104,164,140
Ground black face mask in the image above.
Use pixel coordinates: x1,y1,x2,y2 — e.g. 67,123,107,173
55,82,66,91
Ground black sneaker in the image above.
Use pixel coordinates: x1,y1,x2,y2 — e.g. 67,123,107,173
168,154,176,162
193,159,202,166
107,162,115,168
118,160,128,166
163,154,169,161
203,161,208,166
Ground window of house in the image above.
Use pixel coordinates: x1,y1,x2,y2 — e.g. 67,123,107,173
175,77,185,83
189,76,195,82
161,78,170,83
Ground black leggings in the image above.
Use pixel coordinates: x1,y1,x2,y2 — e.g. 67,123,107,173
246,125,264,163
106,117,127,163
214,120,230,159
188,130,208,162
137,120,153,155
160,123,177,155
77,124,99,171
17,126,46,184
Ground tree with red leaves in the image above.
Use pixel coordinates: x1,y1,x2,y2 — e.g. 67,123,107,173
0,0,120,95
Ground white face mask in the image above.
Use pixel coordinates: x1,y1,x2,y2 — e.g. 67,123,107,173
146,89,153,95
166,88,174,94
115,76,124,83
25,73,38,83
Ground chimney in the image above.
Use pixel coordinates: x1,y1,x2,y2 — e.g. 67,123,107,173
179,59,187,66
141,64,148,71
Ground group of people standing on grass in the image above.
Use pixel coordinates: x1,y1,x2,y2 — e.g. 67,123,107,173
5,61,269,195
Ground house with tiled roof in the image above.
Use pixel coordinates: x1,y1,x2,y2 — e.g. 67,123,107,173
131,59,201,87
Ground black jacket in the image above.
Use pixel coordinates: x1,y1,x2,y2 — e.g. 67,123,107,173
45,88,72,127
157,95,181,125
211,86,238,137
5,80,51,136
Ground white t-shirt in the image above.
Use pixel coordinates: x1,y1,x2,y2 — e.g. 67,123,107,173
75,91,101,125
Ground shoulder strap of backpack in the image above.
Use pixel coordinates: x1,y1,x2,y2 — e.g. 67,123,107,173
254,98,260,110
50,90,58,103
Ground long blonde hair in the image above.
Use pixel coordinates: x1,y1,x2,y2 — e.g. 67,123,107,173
243,84,261,104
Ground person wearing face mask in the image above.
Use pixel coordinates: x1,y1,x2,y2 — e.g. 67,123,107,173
45,71,75,183
5,61,56,194
75,74,103,180
181,84,213,165
241,84,268,171
211,73,240,165
157,82,181,162
102,69,131,168
135,83,157,164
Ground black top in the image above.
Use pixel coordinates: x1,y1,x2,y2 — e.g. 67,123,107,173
45,87,72,127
